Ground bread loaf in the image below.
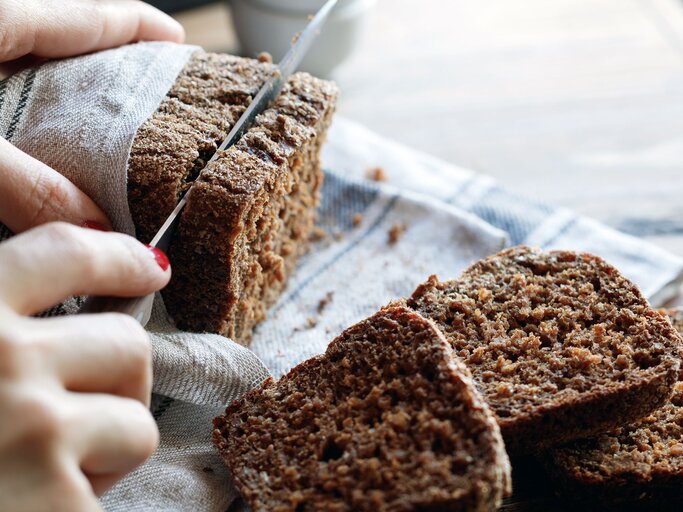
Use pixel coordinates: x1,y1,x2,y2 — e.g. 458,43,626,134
127,52,338,343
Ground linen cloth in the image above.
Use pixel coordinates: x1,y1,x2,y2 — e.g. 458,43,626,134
0,42,681,511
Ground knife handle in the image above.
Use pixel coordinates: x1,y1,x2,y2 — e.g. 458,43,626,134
78,293,155,326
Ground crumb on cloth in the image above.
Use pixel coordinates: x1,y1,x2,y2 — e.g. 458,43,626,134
388,223,407,246
310,226,327,242
257,52,273,64
317,292,334,314
352,213,363,227
366,166,388,182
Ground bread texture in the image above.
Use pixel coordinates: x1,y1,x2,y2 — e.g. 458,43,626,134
213,306,512,511
406,246,681,453
545,308,683,511
127,51,338,343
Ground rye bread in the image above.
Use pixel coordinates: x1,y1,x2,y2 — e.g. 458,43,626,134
127,51,338,343
213,306,512,511
406,246,681,453
545,309,683,511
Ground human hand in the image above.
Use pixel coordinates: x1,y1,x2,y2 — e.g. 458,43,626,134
0,0,185,233
0,0,184,64
0,223,171,511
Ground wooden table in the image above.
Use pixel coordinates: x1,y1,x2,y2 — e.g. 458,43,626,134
176,2,683,509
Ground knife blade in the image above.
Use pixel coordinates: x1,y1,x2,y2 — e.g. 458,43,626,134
79,0,339,323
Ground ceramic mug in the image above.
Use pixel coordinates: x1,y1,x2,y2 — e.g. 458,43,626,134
229,0,376,77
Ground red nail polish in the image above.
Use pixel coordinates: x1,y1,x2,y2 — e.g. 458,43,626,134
81,220,111,232
146,245,170,272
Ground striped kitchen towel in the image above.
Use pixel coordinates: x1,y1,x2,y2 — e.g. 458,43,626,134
0,42,682,512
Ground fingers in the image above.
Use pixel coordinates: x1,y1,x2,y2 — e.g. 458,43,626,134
0,0,184,63
89,473,127,498
65,393,158,480
0,223,170,315
0,138,111,233
0,444,102,512
27,314,152,406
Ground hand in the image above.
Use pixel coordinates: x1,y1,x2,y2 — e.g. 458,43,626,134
0,223,172,511
0,0,185,233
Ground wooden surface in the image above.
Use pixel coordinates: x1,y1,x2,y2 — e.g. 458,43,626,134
176,2,683,509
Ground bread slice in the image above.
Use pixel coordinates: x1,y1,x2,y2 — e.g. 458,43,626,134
545,309,683,511
406,246,681,453
213,306,512,511
128,51,338,343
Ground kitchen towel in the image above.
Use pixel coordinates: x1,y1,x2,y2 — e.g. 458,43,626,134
0,42,681,511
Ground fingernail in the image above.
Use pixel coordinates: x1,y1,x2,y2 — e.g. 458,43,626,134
81,220,111,232
146,245,170,272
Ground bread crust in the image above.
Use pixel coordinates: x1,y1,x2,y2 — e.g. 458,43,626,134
127,52,339,343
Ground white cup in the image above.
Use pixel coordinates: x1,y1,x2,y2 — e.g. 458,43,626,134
229,0,376,77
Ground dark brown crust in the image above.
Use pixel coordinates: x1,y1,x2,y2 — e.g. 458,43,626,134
127,51,338,343
407,246,681,453
213,306,512,511
499,364,677,452
545,309,683,511
128,52,275,242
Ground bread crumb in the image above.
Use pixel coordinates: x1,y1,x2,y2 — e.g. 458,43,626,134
670,443,683,456
310,226,327,242
293,317,318,334
291,32,301,45
388,223,406,246
352,213,363,227
317,292,334,314
257,52,273,64
366,166,388,182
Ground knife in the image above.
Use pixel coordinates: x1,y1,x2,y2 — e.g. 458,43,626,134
79,0,339,324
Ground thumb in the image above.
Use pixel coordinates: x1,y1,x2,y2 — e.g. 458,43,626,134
0,137,111,233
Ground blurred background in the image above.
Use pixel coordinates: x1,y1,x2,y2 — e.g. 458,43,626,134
153,0,683,262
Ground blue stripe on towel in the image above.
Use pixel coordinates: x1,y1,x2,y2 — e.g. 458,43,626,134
317,171,380,231
448,183,553,246
469,188,553,245
0,79,7,111
6,68,37,141
618,217,683,237
151,395,175,421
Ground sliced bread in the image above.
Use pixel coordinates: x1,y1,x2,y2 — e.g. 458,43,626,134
128,51,338,343
213,306,511,511
546,308,683,511
407,246,681,452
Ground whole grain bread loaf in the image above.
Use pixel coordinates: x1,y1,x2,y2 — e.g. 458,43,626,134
545,308,683,511
127,51,338,343
406,246,681,453
213,306,512,511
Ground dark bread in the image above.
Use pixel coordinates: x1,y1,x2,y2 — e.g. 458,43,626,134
406,246,681,453
128,52,275,242
213,306,512,511
545,308,683,511
127,52,338,343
